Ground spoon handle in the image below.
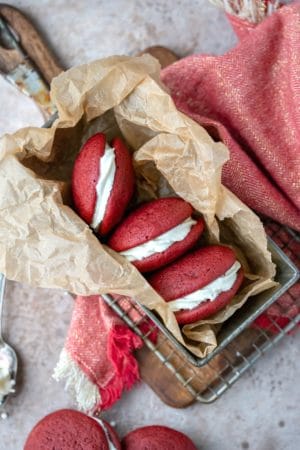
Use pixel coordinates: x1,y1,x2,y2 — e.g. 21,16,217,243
0,273,6,343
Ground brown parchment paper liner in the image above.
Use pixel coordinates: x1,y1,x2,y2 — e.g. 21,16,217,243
0,55,276,357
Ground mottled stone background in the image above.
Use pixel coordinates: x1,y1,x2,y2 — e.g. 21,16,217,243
0,1,298,449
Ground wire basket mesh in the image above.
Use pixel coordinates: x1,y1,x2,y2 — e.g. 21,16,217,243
103,219,299,404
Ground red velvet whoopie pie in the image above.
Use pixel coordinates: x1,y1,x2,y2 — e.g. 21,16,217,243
122,425,198,450
72,132,134,236
149,245,244,324
108,197,205,273
24,409,121,450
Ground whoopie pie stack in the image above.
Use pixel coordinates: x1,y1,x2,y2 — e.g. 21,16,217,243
24,409,121,450
24,409,199,450
72,132,244,324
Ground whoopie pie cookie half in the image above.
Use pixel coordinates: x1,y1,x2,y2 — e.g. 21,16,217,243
122,425,198,450
24,409,121,450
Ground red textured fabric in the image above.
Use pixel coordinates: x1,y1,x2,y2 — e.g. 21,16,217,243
226,13,256,39
161,3,300,231
65,296,143,411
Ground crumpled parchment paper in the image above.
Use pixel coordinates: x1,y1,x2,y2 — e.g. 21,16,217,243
0,55,276,356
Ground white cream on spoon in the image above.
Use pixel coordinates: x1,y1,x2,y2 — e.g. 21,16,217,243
0,353,15,403
0,274,17,413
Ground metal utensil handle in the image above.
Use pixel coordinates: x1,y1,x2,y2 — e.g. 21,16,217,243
0,16,57,117
5,59,57,117
0,273,6,343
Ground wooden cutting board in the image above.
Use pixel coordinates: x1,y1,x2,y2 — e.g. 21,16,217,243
0,5,231,409
136,326,263,408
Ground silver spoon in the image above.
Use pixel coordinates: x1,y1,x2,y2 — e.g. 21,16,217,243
0,273,17,417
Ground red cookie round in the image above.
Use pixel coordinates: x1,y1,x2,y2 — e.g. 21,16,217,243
149,245,244,323
72,133,134,236
108,197,204,272
122,425,198,450
24,409,121,450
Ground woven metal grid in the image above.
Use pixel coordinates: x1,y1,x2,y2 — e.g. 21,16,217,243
103,219,299,403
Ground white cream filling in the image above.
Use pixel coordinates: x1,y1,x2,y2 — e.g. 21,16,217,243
90,143,116,231
119,217,197,262
168,261,241,312
92,417,118,450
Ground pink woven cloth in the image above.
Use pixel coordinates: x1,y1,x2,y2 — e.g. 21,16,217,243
59,4,300,413
161,3,300,231
65,296,143,410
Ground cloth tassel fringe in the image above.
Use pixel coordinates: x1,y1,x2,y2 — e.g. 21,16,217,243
53,324,142,412
53,348,101,412
100,324,142,410
210,0,280,23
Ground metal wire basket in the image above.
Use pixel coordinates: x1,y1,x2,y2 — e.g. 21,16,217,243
103,219,299,404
